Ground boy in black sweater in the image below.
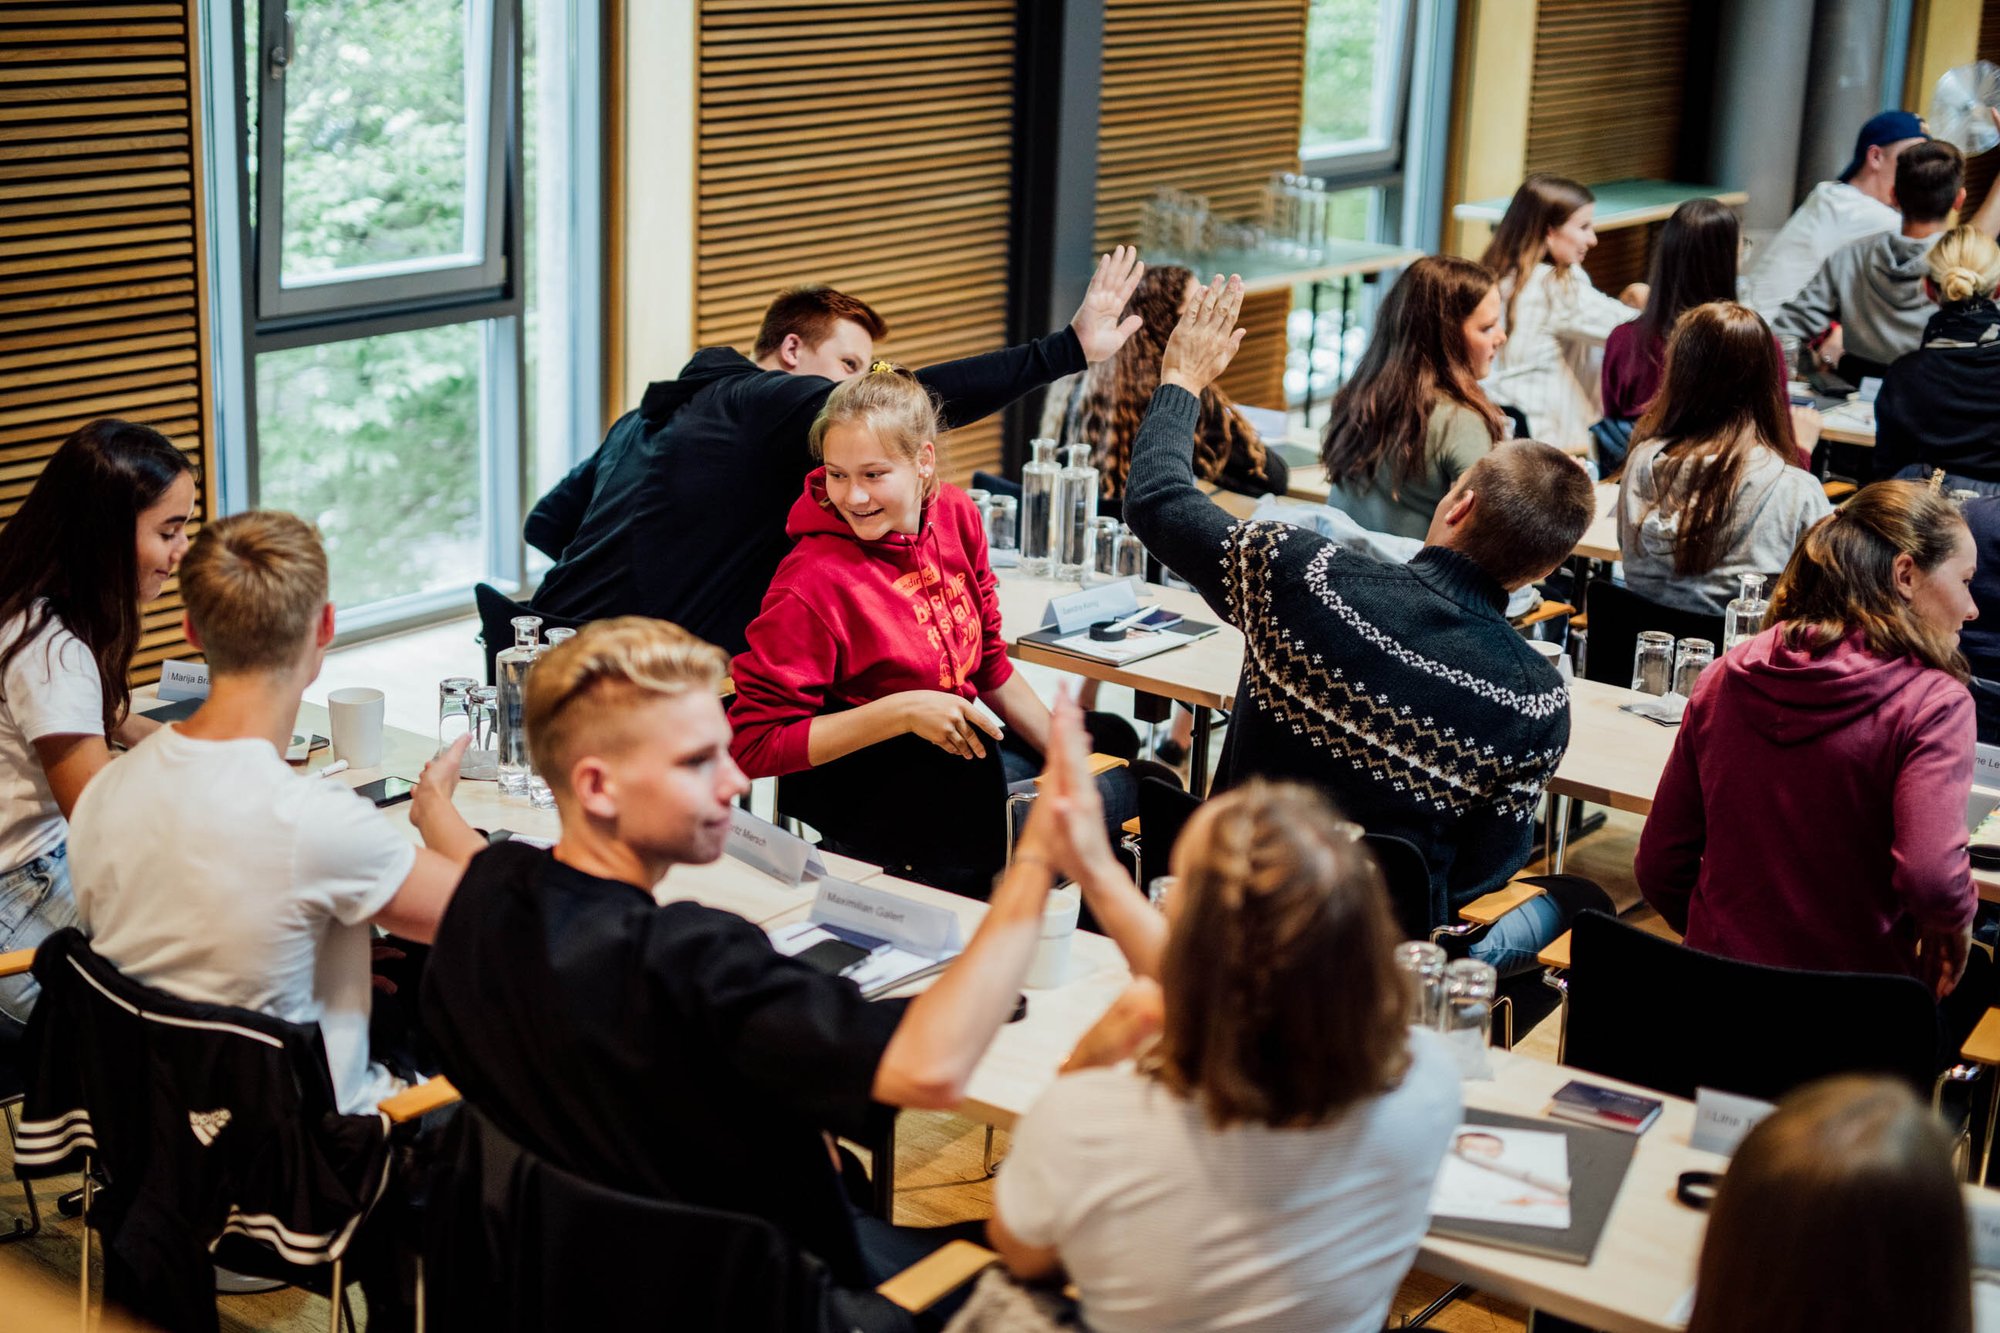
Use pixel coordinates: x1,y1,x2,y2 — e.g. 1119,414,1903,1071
1125,276,1598,969
528,250,1147,655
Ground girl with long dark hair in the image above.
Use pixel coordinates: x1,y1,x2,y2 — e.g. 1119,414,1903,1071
1317,254,1508,538
0,418,196,1034
1615,302,1829,614
1480,174,1648,453
1043,263,1281,504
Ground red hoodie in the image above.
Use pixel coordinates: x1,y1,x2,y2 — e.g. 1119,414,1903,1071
1635,626,1975,981
728,472,1013,778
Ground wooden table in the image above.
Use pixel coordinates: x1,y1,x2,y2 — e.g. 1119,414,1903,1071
1817,399,1876,448
1453,180,1749,232
997,573,1244,789
1286,461,1331,503
1574,481,1622,563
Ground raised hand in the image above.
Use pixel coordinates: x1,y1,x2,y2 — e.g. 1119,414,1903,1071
1017,691,1120,887
1159,273,1246,396
1070,245,1147,364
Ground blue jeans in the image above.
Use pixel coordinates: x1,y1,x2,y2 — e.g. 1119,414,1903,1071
1465,890,1568,978
0,842,77,1038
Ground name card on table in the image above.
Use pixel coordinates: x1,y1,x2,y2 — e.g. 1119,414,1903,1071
157,658,210,701
811,878,963,958
1975,743,2000,793
1971,1196,2000,1273
1039,579,1142,636
1689,1086,1777,1156
726,807,826,887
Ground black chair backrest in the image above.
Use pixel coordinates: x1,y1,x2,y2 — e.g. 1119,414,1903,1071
1136,776,1202,890
1361,832,1434,941
428,1104,883,1333
1581,581,1727,687
474,583,582,685
1564,910,1940,1101
776,731,1007,899
971,469,1020,500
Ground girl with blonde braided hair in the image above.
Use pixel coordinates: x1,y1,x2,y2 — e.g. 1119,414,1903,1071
1873,225,2000,492
986,709,1461,1333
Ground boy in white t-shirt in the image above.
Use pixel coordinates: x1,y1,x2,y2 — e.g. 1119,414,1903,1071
68,511,473,1117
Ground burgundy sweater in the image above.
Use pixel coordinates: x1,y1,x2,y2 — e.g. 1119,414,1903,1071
1635,628,1975,980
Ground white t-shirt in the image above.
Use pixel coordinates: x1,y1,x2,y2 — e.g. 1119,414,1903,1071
69,724,417,1114
1741,180,1901,317
995,1029,1461,1333
1488,263,1639,450
0,607,104,871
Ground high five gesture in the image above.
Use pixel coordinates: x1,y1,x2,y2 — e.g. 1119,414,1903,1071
1070,245,1148,364
1160,272,1246,396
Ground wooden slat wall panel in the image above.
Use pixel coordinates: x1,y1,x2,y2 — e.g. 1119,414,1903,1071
1525,0,1693,294
1094,0,1307,410
0,1,213,684
694,1,1018,482
1967,1,2000,220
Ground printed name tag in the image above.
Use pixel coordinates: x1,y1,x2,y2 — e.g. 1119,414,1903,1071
1040,579,1142,636
1975,743,2000,793
1689,1086,1777,1156
725,807,826,886
157,658,210,701
1971,1196,2000,1273
811,879,963,958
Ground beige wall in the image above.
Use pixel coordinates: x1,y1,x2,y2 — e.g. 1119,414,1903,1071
609,0,697,420
1903,0,1982,111
1443,0,1538,258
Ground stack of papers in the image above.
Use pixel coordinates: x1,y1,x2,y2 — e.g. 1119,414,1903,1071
769,919,960,998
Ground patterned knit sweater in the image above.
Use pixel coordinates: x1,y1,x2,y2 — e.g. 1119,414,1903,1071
1125,385,1570,928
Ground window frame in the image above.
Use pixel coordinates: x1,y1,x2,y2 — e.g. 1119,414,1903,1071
251,0,514,329
1297,0,1420,191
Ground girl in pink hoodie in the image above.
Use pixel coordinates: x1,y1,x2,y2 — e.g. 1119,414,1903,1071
1636,481,1979,996
728,363,1065,781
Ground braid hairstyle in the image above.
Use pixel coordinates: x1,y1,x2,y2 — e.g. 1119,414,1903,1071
1149,781,1411,1130
1065,264,1269,499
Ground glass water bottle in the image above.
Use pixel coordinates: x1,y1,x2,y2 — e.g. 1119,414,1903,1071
1020,438,1060,576
1054,443,1099,582
496,614,542,796
1723,574,1768,651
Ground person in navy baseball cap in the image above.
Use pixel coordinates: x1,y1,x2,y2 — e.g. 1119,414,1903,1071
1839,110,1930,183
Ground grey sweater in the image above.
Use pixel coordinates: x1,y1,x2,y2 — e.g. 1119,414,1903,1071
1771,231,1941,371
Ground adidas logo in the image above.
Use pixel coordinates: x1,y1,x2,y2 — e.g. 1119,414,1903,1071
189,1108,232,1147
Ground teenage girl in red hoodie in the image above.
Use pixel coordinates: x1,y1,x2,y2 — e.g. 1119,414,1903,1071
730,365,1130,810
1636,480,1980,1004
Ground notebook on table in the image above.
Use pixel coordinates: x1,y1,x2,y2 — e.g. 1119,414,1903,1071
1017,619,1221,668
1427,1108,1637,1265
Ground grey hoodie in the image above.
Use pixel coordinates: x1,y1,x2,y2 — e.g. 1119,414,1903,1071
1771,230,1941,370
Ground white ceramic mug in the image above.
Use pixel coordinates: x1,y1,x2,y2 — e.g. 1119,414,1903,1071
327,687,386,768
1024,884,1082,989
1528,638,1573,682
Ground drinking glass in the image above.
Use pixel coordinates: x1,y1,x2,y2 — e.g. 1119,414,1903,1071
1672,638,1716,698
1087,516,1123,585
1393,941,1448,1029
985,495,1018,558
1113,525,1146,581
437,676,478,749
1441,958,1499,1076
463,685,499,782
1631,631,1675,695
1147,876,1177,911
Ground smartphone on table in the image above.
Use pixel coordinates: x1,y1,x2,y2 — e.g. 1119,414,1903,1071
354,776,417,808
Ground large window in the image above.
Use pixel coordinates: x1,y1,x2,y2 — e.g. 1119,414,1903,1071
207,0,602,633
1299,0,1415,184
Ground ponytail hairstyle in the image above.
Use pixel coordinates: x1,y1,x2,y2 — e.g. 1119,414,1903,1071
1479,173,1595,323
1320,255,1506,489
1633,302,1800,576
1149,781,1410,1129
808,361,944,502
0,418,196,735
1768,479,1970,680
1926,224,2000,306
1065,264,1267,499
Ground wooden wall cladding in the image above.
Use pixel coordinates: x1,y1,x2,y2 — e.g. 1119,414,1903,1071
1094,0,1308,410
1525,0,1694,293
0,0,213,683
693,0,1018,482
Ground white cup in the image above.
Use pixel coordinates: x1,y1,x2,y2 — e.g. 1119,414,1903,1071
1024,884,1082,989
327,687,386,768
1528,638,1573,682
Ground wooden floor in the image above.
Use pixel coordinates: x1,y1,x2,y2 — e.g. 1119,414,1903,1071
1,623,1671,1329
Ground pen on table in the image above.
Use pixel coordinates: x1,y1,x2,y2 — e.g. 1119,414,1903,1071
317,760,350,780
1098,604,1159,635
1450,1145,1571,1198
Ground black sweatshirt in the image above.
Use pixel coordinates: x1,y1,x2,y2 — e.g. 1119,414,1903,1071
527,329,1086,655
1872,299,2000,485
1123,385,1570,926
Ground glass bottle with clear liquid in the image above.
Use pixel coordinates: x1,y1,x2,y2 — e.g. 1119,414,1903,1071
1053,443,1099,582
1723,573,1768,651
496,615,542,795
1019,438,1060,576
